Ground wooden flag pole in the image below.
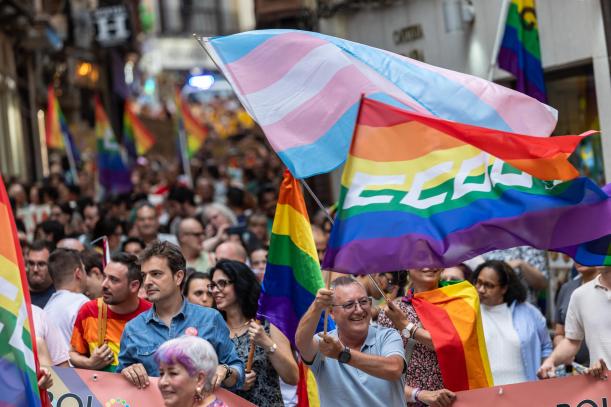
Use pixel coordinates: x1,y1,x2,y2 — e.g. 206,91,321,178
323,270,332,335
246,320,260,372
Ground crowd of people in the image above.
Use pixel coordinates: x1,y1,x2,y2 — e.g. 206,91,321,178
6,130,610,406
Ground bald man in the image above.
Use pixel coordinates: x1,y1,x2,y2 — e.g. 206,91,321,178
215,241,247,263
57,238,85,252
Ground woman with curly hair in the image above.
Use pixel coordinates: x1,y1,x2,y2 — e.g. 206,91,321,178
209,259,298,406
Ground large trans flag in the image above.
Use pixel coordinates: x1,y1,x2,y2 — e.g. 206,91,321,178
205,29,558,178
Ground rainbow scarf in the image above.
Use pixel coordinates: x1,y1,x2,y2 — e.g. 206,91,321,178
95,97,132,195
258,170,334,344
175,90,208,158
45,85,81,163
497,0,547,102
409,281,492,391
0,174,44,406
323,97,611,273
123,100,155,159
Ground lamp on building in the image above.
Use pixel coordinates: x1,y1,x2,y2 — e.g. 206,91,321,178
442,0,475,33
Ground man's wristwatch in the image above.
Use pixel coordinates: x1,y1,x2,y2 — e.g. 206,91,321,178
222,364,232,380
338,346,351,363
401,322,416,339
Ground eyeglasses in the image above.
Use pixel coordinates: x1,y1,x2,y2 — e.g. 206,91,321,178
184,231,206,238
332,296,372,312
474,280,499,290
27,261,48,269
207,279,233,293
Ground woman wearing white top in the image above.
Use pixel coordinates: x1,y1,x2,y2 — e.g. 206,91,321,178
473,260,552,385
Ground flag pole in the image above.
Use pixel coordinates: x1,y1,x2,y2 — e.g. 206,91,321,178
64,134,78,184
487,0,511,81
177,121,194,188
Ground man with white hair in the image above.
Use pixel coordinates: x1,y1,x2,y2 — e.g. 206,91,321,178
296,276,406,406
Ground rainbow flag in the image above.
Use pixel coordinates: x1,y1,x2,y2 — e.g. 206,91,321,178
411,281,492,391
123,100,155,159
45,85,81,164
205,29,557,178
175,90,208,159
322,97,611,273
0,174,43,407
258,170,334,345
296,361,319,407
95,97,132,195
497,0,547,102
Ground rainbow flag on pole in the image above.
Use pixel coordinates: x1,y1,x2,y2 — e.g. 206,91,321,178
174,90,208,159
0,174,43,407
96,97,132,195
123,100,155,160
205,29,557,178
322,97,611,273
258,170,334,343
45,85,81,177
497,0,547,102
411,281,492,391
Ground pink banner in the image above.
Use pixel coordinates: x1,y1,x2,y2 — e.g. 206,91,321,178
454,373,609,407
48,366,255,406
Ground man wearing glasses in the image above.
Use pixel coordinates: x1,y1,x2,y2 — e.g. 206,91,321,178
177,217,214,272
296,276,406,405
26,240,56,308
117,240,244,390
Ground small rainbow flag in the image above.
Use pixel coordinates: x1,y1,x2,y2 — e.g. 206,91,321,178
45,85,81,163
323,97,611,273
95,97,132,195
497,0,547,102
0,174,44,407
258,170,334,344
175,90,208,158
123,100,155,159
411,281,492,391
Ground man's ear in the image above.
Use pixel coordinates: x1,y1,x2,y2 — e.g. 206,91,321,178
128,279,141,294
175,269,185,287
91,267,104,281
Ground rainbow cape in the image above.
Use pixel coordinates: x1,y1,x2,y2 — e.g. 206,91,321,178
175,90,208,158
95,97,132,195
498,0,547,102
205,29,557,178
258,170,334,343
123,100,155,159
0,174,43,407
411,281,492,391
322,97,611,273
45,85,81,164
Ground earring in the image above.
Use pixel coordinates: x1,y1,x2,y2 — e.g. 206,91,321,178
194,388,203,402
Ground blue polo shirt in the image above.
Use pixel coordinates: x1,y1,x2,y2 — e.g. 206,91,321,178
308,325,406,406
117,299,244,388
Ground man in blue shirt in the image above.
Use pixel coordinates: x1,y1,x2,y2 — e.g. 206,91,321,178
117,240,243,389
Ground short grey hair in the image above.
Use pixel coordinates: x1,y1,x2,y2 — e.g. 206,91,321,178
154,336,218,392
202,203,237,226
331,275,363,290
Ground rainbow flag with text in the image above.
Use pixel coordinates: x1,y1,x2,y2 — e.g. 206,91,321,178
498,0,547,102
323,97,611,273
0,174,42,407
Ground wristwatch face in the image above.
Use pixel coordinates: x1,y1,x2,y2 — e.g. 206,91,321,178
338,348,351,363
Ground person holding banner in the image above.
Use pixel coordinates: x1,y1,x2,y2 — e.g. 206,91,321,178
209,259,298,406
538,265,611,380
155,336,228,407
296,276,406,406
472,260,552,384
117,241,243,390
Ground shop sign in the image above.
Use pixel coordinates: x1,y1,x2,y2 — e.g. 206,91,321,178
93,5,131,47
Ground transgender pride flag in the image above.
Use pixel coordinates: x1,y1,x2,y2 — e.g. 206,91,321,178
205,29,558,179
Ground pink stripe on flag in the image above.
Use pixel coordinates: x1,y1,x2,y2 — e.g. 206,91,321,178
259,64,378,151
400,54,557,135
226,32,328,95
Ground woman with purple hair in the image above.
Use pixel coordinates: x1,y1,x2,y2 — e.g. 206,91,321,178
155,336,227,407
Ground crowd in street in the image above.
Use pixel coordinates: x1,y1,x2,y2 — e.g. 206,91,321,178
6,132,610,407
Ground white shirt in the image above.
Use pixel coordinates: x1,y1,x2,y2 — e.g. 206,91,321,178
481,303,527,385
44,290,89,349
32,305,69,365
565,274,611,366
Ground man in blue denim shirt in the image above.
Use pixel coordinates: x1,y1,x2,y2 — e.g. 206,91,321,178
117,241,244,389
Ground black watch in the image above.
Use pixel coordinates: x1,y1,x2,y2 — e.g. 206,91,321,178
338,346,351,363
222,364,232,380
